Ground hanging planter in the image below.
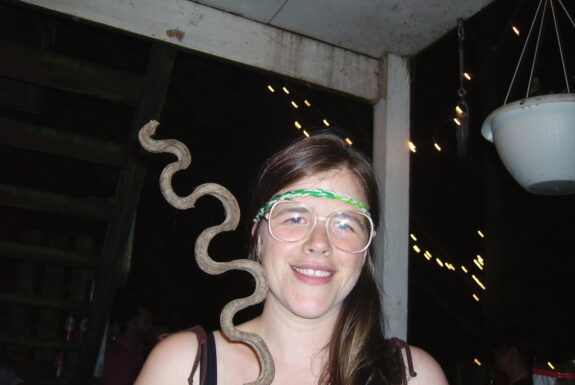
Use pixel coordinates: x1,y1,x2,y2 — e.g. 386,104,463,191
481,0,575,195
481,93,575,195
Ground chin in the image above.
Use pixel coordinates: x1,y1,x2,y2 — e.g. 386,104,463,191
288,298,340,320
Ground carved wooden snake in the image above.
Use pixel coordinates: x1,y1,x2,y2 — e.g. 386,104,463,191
138,120,275,385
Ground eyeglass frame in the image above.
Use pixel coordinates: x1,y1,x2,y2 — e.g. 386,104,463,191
262,200,375,254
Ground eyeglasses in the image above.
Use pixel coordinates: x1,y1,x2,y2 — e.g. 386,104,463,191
264,200,374,253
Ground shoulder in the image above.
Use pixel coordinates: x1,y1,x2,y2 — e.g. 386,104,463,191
134,329,199,385
403,346,448,385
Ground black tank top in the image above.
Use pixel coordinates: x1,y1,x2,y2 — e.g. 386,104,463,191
205,331,217,385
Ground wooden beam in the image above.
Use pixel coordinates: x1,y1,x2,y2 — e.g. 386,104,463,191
0,39,143,105
0,183,114,221
373,54,411,340
0,117,126,167
75,42,178,383
0,240,99,268
18,0,380,101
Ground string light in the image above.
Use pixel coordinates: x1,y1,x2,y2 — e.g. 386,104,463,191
424,250,432,259
434,142,442,151
455,105,463,115
547,362,556,370
474,358,482,366
408,141,417,153
412,245,421,253
473,259,484,270
435,258,444,267
453,117,461,126
410,234,418,241
463,72,472,80
472,274,486,290
266,81,359,150
472,293,480,302
512,25,520,35
476,255,484,264
477,230,485,238
461,265,468,273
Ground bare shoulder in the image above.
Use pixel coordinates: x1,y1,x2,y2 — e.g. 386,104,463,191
134,330,199,385
404,346,449,385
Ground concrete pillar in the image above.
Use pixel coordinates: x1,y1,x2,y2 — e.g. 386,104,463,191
372,53,411,340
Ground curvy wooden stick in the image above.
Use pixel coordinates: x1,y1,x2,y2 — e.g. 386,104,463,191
138,120,275,385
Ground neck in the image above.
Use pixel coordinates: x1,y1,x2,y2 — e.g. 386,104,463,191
244,299,339,362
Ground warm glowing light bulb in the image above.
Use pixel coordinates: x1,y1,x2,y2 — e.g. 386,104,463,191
473,259,484,270
436,258,444,267
547,362,556,370
512,26,520,36
461,265,468,273
345,138,353,145
455,105,463,115
410,234,417,241
464,72,472,80
322,119,330,127
474,358,482,366
472,274,486,290
282,86,290,94
434,142,442,151
453,117,461,126
476,255,484,264
267,85,275,93
477,230,485,238
294,121,302,129
472,293,480,302
291,101,299,108
408,141,417,153
412,245,421,253
304,100,311,107
302,130,310,138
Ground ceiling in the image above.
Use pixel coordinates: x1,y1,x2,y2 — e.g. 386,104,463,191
190,0,495,57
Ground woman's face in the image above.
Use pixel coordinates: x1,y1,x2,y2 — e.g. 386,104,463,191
256,168,368,321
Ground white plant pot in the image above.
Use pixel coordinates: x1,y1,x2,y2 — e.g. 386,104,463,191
481,93,575,195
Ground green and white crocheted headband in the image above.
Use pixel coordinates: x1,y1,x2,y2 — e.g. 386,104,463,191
253,188,371,223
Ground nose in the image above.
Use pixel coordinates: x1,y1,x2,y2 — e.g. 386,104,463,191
303,221,331,254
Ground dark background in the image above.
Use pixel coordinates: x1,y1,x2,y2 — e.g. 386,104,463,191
1,0,574,383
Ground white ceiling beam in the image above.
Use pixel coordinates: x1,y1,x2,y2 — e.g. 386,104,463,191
19,0,380,101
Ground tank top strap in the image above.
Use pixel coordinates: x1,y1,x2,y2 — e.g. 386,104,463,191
388,337,418,378
187,326,217,385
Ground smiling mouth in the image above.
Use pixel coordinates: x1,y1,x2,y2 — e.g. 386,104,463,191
291,266,334,277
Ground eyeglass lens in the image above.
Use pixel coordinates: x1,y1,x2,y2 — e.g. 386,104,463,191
268,201,372,253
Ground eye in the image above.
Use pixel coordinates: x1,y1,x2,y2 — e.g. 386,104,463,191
330,213,366,234
272,207,311,227
284,214,307,225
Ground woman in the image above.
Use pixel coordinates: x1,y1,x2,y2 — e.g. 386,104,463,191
135,131,448,385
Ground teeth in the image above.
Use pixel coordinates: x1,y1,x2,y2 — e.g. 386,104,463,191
293,267,332,277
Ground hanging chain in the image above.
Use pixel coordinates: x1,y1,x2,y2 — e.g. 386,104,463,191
457,19,467,99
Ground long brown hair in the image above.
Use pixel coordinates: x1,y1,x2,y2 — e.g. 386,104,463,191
248,131,405,385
